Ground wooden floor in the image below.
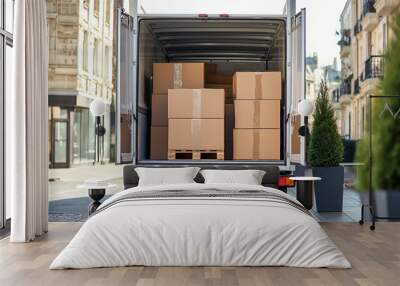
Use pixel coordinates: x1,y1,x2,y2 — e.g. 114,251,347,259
0,222,399,286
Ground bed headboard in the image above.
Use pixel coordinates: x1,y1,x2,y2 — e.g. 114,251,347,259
123,165,280,189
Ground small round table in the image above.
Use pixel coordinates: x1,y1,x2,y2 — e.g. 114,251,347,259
289,177,321,210
77,183,117,215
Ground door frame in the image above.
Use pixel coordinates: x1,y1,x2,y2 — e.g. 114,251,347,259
116,8,137,164
50,118,70,169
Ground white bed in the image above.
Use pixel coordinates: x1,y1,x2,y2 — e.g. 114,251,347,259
50,183,351,269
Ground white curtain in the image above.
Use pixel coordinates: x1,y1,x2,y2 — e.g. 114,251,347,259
9,0,49,242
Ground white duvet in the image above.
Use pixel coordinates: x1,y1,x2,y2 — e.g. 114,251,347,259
50,183,351,269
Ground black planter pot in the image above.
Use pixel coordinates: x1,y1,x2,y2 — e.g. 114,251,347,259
312,166,344,212
359,190,400,218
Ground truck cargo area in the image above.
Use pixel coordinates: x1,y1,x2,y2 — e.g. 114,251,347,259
135,16,287,165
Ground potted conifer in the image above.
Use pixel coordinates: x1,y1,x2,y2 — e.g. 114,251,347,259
355,13,400,218
308,80,344,212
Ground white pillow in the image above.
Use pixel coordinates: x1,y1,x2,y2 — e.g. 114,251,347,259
200,169,266,185
135,167,200,186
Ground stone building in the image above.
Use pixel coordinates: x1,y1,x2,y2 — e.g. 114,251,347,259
335,0,353,139
47,0,114,168
336,0,400,140
305,54,341,123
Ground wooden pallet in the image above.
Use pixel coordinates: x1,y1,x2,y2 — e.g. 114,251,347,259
168,150,224,160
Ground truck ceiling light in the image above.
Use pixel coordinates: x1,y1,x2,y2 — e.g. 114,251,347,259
298,99,314,117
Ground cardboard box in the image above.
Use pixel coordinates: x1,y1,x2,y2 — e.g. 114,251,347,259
153,63,205,94
168,119,224,151
151,94,168,126
168,89,225,119
225,104,234,160
150,126,168,160
233,72,282,100
233,129,281,160
234,100,281,129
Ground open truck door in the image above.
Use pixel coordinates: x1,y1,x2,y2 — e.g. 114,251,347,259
116,8,137,164
287,5,306,166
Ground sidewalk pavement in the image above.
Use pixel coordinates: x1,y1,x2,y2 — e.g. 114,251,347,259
49,163,124,182
48,163,124,201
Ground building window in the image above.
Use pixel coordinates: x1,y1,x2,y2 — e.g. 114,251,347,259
93,38,101,77
367,32,372,58
72,108,95,164
1,0,15,229
383,23,387,51
105,0,111,25
5,0,15,33
361,105,365,137
348,112,352,139
48,20,57,64
83,31,88,72
104,45,111,82
94,0,100,17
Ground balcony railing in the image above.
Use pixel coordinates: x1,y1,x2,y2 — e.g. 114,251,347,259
364,55,384,80
354,19,362,36
338,29,352,46
362,0,376,16
340,80,352,95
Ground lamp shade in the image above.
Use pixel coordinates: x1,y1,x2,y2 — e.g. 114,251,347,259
89,99,106,116
298,99,314,117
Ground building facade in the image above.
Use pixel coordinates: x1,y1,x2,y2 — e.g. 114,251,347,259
47,0,114,168
336,0,353,139
336,0,400,140
306,54,341,109
306,54,318,102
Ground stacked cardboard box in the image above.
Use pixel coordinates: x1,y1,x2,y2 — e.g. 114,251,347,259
233,72,282,160
151,63,205,159
168,89,225,160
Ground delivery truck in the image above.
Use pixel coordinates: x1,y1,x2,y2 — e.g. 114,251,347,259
115,0,306,171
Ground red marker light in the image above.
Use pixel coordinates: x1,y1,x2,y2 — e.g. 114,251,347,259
278,176,295,188
219,14,229,17
198,13,208,18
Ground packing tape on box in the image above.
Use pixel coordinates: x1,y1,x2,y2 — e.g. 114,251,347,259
255,73,262,99
173,63,183,88
253,101,261,128
252,130,260,160
192,89,202,118
191,119,201,150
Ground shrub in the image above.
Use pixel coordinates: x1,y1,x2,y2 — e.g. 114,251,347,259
356,13,400,191
308,80,344,167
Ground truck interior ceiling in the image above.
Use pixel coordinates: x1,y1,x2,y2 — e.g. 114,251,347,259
137,17,287,164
